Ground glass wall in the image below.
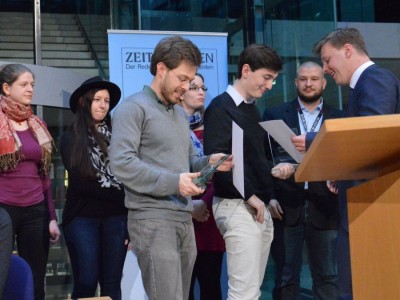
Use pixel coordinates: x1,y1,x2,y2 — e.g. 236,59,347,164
109,0,340,112
41,106,75,299
260,0,339,113
338,0,400,23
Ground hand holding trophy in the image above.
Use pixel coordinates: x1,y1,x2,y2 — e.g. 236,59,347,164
192,154,230,189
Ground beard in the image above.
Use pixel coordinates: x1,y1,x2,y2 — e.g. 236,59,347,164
297,89,323,104
161,85,180,106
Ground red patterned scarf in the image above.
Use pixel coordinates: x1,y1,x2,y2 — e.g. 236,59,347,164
0,95,53,175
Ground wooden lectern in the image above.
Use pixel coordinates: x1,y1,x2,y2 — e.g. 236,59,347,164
295,114,400,300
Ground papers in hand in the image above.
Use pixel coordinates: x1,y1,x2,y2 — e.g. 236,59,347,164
259,120,304,163
232,121,245,198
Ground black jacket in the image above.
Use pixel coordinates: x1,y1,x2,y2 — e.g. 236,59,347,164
263,99,342,229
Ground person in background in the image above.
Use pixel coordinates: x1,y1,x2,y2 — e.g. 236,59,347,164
265,61,341,300
204,44,289,300
0,63,61,300
293,27,400,300
0,208,12,299
180,73,225,300
60,77,128,300
109,36,232,300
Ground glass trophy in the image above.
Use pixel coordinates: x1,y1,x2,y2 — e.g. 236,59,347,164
192,154,230,189
271,163,299,177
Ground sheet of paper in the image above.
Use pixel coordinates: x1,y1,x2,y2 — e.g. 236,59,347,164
259,120,304,163
232,121,245,198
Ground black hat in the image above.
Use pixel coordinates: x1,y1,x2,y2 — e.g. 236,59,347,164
69,76,121,113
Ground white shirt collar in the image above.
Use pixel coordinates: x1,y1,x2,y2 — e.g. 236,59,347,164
226,85,255,106
297,97,323,113
350,61,375,89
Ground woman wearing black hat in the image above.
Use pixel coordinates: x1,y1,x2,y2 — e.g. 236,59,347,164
60,77,127,300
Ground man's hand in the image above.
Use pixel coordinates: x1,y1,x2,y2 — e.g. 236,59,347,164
192,199,210,222
209,153,233,172
268,199,283,220
179,172,205,197
49,220,61,244
271,163,296,179
247,195,266,223
291,134,306,153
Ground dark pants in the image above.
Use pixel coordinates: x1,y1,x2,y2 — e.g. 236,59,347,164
337,182,353,300
337,226,353,300
0,201,49,300
63,215,128,300
271,220,338,300
0,207,12,299
189,250,224,300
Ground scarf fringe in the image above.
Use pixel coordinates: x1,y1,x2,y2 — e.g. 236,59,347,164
40,148,51,176
0,152,22,172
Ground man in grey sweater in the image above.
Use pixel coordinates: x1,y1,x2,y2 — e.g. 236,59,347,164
110,36,232,300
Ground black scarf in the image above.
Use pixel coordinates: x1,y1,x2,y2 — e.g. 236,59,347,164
88,121,122,189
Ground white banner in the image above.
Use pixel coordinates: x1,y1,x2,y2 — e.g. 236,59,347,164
108,30,228,107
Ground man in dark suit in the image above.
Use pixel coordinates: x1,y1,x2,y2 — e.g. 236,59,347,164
264,61,341,300
293,28,400,300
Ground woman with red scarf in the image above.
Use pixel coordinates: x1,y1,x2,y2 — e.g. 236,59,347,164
0,64,61,300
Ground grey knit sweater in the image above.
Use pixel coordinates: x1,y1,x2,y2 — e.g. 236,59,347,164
110,86,209,222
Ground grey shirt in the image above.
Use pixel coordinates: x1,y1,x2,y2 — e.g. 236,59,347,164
110,86,209,222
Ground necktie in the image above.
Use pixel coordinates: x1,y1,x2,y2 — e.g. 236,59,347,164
344,87,353,115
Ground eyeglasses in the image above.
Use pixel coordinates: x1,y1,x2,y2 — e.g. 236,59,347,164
169,69,191,84
189,85,208,92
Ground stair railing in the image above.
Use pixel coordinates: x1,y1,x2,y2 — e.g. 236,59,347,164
74,14,107,79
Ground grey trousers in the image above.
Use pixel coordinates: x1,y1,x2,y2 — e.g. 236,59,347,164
129,217,197,300
0,208,12,298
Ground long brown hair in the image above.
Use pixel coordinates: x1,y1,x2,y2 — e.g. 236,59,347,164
69,88,111,179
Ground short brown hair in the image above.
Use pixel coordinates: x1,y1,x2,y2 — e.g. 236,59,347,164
0,64,34,95
313,27,369,57
237,44,282,79
150,36,202,76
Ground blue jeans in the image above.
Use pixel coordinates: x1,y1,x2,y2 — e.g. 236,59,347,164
272,220,338,300
63,215,128,300
0,207,12,299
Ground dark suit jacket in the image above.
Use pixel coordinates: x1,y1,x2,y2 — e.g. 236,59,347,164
338,64,400,231
346,64,400,117
263,98,342,229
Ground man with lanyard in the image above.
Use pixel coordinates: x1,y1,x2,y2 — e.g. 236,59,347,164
265,61,342,300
